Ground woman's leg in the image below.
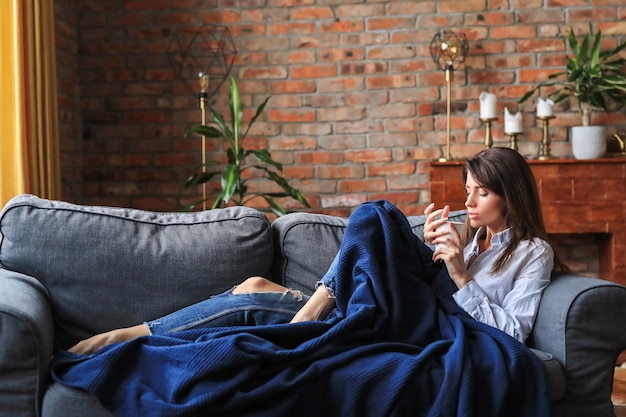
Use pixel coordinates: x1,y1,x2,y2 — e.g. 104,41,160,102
146,277,309,334
69,277,308,355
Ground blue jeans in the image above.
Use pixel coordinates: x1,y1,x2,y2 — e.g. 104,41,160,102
146,252,341,335
146,287,311,335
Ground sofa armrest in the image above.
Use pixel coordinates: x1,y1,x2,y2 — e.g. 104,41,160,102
530,273,626,417
0,269,54,417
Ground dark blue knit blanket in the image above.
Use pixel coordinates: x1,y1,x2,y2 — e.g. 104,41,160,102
51,200,550,417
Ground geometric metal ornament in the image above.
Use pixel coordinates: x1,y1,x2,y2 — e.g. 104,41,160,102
167,24,237,99
429,30,469,72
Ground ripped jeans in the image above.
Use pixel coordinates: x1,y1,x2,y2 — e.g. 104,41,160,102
146,287,311,335
146,252,341,335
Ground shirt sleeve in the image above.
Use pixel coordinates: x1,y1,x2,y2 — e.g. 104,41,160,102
452,241,554,343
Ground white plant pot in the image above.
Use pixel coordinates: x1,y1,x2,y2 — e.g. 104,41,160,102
570,126,607,159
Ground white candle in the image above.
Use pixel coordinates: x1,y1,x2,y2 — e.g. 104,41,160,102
504,107,523,133
537,97,554,117
479,92,497,119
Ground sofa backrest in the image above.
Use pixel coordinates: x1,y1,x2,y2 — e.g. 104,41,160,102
0,195,274,349
272,208,467,293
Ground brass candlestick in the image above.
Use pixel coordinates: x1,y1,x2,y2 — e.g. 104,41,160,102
481,117,497,149
613,134,626,157
505,132,521,152
537,116,555,160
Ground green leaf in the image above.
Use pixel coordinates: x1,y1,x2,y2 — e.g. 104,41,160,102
186,125,223,138
220,164,240,204
229,76,242,151
243,96,271,139
210,108,234,146
518,89,536,104
251,149,283,170
590,31,602,68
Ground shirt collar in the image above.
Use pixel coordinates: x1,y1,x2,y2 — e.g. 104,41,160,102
468,226,513,255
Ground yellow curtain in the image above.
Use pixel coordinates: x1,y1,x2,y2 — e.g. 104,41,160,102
0,0,60,208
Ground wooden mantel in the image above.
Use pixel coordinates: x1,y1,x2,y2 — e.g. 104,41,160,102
429,158,626,285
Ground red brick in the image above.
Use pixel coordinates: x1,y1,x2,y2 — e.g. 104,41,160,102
269,80,317,94
469,70,515,85
297,152,344,165
346,149,392,164
292,7,334,20
367,75,415,89
267,109,315,123
319,48,365,62
491,25,537,39
340,62,387,75
290,65,337,79
367,17,415,31
317,166,365,179
317,77,366,93
439,0,487,13
369,45,415,60
320,20,365,33
269,136,317,151
201,11,243,24
241,66,288,79
368,162,416,176
339,179,387,193
269,22,315,36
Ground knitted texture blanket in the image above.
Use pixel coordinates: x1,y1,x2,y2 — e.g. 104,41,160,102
51,200,550,417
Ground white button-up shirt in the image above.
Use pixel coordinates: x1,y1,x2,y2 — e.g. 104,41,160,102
453,227,554,343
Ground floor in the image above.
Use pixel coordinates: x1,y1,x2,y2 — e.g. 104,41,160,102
614,367,626,416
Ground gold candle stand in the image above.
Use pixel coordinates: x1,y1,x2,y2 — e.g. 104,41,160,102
613,134,626,157
480,117,497,149
537,116,555,160
505,132,521,152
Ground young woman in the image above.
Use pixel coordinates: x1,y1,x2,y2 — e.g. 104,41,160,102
69,147,566,355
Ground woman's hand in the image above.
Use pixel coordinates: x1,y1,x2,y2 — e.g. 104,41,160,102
431,223,472,289
423,203,450,245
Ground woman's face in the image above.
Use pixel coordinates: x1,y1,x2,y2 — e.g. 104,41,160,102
464,171,507,233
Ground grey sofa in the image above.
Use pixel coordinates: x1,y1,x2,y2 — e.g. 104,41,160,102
1,194,625,417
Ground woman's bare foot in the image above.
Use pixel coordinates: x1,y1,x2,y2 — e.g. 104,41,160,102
68,323,150,355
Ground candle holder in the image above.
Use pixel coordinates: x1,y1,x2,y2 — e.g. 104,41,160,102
480,117,497,149
505,132,521,152
613,134,626,157
537,116,556,160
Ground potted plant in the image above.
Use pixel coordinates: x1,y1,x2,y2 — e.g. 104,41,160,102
519,27,626,159
181,76,309,215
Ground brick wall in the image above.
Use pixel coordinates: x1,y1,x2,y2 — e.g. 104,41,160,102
54,0,81,200
56,0,626,217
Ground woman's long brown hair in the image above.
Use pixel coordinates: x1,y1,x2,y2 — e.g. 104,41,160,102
462,147,568,274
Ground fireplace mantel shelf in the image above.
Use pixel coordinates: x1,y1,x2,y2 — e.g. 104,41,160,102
429,158,626,284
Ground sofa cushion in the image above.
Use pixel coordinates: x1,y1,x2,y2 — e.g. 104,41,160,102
42,383,116,417
271,207,467,293
531,348,566,402
0,194,273,349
